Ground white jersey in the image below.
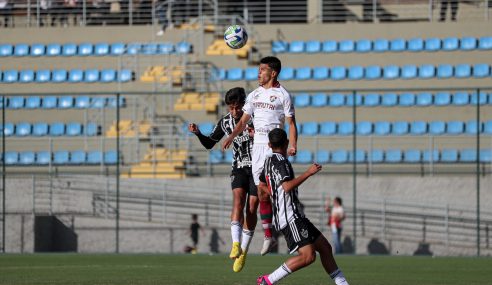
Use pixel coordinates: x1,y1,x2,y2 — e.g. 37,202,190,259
243,84,295,145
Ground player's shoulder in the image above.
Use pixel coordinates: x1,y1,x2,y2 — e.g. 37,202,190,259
248,86,263,97
271,153,288,164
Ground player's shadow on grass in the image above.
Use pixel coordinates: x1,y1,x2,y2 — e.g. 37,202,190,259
367,238,389,255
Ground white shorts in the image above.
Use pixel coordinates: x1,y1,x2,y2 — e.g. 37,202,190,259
252,143,272,185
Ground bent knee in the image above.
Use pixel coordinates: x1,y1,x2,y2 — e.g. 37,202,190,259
303,252,316,266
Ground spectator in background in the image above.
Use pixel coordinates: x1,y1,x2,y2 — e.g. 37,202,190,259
325,196,345,254
188,214,205,254
0,0,12,27
155,0,170,36
439,0,459,21
39,0,54,26
60,0,80,26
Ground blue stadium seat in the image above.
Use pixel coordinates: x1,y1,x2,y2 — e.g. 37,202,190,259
66,122,82,136
364,93,380,107
207,68,221,82
437,64,454,79
465,120,482,134
349,150,366,163
311,93,328,107
69,151,87,165
53,151,70,165
104,151,118,164
75,96,91,108
101,69,116,82
50,122,65,136
385,149,402,163
26,96,41,109
369,149,384,163
410,121,427,135
416,92,433,106
422,149,439,163
305,41,321,53
446,121,464,135
108,96,126,108
4,151,19,165
35,70,51,83
209,150,223,164
346,94,363,106
381,93,398,106
338,121,354,135
441,149,458,163
473,64,490,78
478,37,492,50
110,43,126,55
198,122,214,135
224,150,233,164
142,43,158,55
419,64,435,79
244,67,257,81
295,67,311,80
470,91,488,105
62,43,77,56
2,123,14,136
42,96,58,109
52,69,68,83
36,151,51,165
78,43,94,56
158,43,175,54
301,122,318,136
407,38,424,52
383,65,399,80
331,66,346,80
399,93,415,106
19,70,35,83
452,92,469,106
87,151,102,164
322,40,338,53
348,66,364,80
374,121,391,135
442,37,459,51
373,39,389,52
32,122,49,136
480,149,492,163
91,97,106,108
356,121,373,135
319,122,337,135
339,40,355,53
272,41,288,53
0,44,13,56
3,70,18,83
176,42,192,54
118,70,133,82
14,44,29,56
312,66,329,80
460,37,477,50
95,43,110,56
329,93,345,107
331,149,349,164
434,92,451,106
126,43,141,55
59,96,73,108
401,65,418,79
85,122,99,136
392,121,409,135
15,122,31,136
294,93,311,108
84,69,100,83
289,41,305,53
365,65,382,80
278,67,294,80
295,150,313,164
390,38,406,52
30,44,46,56
355,39,372,53
424,38,441,51
315,150,330,164
404,149,421,163
484,121,492,134
69,69,84,83
429,121,446,135
8,97,25,109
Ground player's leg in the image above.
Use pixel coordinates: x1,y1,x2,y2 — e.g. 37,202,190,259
314,235,350,285
230,169,248,259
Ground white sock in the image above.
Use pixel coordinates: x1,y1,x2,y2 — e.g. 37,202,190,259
330,269,349,285
268,263,292,284
231,221,242,243
241,229,254,252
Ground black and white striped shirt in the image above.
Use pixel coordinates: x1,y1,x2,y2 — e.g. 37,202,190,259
260,153,305,231
195,113,253,169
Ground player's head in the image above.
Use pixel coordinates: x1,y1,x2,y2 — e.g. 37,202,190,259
258,56,282,86
191,213,198,221
224,87,246,119
334,197,342,206
268,128,289,153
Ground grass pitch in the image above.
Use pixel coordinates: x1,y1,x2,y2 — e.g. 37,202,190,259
0,254,491,285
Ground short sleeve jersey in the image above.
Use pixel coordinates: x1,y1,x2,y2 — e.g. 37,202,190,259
243,84,295,144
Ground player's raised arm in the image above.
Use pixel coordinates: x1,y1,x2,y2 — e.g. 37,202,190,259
189,122,224,150
222,112,251,150
286,115,298,156
281,163,322,193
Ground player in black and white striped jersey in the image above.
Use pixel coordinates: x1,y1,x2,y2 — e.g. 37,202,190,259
188,87,257,272
257,128,349,285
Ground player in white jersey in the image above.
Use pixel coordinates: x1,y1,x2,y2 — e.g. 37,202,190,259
256,128,349,285
223,56,298,257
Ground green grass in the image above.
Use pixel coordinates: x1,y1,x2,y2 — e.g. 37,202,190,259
0,254,491,285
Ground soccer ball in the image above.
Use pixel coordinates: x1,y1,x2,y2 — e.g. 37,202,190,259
224,25,248,49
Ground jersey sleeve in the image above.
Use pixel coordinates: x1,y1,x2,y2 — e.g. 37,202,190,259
243,91,255,115
209,119,226,142
195,119,225,149
283,90,295,117
276,159,293,183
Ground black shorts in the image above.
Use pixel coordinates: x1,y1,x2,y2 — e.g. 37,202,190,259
230,166,257,196
281,217,322,254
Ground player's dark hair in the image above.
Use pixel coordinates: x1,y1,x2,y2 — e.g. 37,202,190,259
335,197,342,206
260,56,282,74
268,128,288,148
192,214,198,220
224,87,246,105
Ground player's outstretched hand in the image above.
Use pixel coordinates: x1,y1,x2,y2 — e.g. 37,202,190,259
188,123,199,134
288,147,297,156
222,136,233,150
307,163,322,176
